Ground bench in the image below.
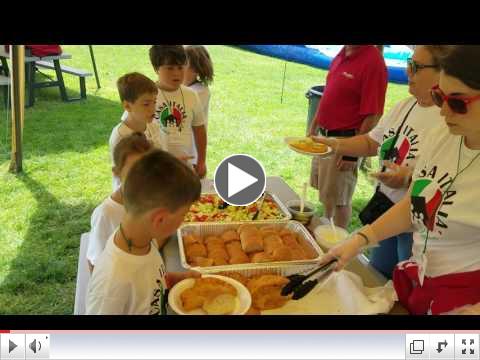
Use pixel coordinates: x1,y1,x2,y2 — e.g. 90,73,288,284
0,74,9,107
36,60,92,100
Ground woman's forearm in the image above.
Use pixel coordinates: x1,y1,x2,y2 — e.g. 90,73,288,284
335,134,379,157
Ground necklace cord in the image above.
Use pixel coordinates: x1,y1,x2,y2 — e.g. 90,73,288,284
422,136,480,253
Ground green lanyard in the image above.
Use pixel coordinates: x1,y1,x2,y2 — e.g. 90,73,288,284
422,136,480,253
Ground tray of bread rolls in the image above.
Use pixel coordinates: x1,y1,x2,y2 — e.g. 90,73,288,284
178,220,324,274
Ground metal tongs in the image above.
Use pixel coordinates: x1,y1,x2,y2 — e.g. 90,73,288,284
281,259,338,300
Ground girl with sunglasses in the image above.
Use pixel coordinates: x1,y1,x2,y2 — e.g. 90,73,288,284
320,45,480,315
312,45,448,279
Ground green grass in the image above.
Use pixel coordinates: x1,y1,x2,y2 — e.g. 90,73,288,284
0,45,409,314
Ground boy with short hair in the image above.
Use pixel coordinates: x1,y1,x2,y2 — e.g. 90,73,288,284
86,150,201,315
149,45,207,178
87,132,153,274
109,72,164,190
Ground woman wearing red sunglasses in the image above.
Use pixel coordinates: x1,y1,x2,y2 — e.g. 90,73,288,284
312,45,448,279
320,45,480,315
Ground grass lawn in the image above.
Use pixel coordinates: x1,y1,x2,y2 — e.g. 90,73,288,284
0,45,409,314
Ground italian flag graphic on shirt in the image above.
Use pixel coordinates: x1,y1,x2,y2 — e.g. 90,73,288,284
411,179,443,231
380,136,411,164
160,105,183,129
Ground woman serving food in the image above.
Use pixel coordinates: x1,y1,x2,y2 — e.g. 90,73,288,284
319,45,480,315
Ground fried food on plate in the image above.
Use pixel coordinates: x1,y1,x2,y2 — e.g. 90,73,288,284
203,293,237,315
289,137,328,153
180,277,238,313
247,275,290,310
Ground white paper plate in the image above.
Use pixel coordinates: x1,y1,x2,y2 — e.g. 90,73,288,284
284,137,333,158
168,274,252,315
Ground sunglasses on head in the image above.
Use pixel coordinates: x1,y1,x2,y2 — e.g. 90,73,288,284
431,84,480,114
407,58,438,75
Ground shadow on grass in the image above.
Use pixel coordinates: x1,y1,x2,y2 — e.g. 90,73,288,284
0,173,94,314
0,78,122,162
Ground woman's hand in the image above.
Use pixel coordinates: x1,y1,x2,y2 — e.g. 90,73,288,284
371,161,412,189
311,135,339,153
319,234,367,271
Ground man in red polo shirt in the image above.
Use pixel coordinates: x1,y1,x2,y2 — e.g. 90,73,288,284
309,45,388,229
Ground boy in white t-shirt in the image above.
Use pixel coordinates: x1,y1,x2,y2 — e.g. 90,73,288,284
86,150,201,315
87,133,153,273
149,45,207,178
109,72,164,190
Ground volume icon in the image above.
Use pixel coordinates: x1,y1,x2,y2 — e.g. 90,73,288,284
29,338,42,353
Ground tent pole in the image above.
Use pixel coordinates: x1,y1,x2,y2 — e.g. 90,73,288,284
88,45,101,89
280,61,287,104
9,45,25,173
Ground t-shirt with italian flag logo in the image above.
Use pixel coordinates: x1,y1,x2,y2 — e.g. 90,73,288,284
369,97,443,203
409,124,480,278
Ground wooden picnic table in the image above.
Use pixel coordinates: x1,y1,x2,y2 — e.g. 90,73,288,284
162,176,408,315
0,48,74,107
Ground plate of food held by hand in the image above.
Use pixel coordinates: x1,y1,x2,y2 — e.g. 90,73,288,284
284,137,333,157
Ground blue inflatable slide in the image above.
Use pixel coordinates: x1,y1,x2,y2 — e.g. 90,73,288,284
234,45,412,84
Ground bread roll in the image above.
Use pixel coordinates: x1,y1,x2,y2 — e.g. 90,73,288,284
263,234,284,255
237,224,258,235
296,236,318,259
206,238,226,252
205,236,224,246
271,246,292,261
226,241,249,264
240,231,263,253
282,236,307,260
185,243,207,261
281,234,298,247
279,228,295,237
250,251,272,263
221,230,240,243
212,257,229,266
208,247,229,261
191,256,214,267
183,234,203,246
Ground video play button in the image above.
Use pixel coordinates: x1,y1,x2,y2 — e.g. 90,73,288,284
9,340,17,353
214,154,266,206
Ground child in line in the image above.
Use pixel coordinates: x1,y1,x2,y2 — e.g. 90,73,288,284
184,45,214,129
87,133,153,273
184,45,214,167
86,149,201,315
109,72,164,190
149,45,208,178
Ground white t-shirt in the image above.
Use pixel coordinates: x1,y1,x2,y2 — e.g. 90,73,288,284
189,82,210,164
189,82,210,129
410,124,480,277
86,196,125,266
109,119,165,190
86,233,167,315
369,97,443,203
155,85,205,164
